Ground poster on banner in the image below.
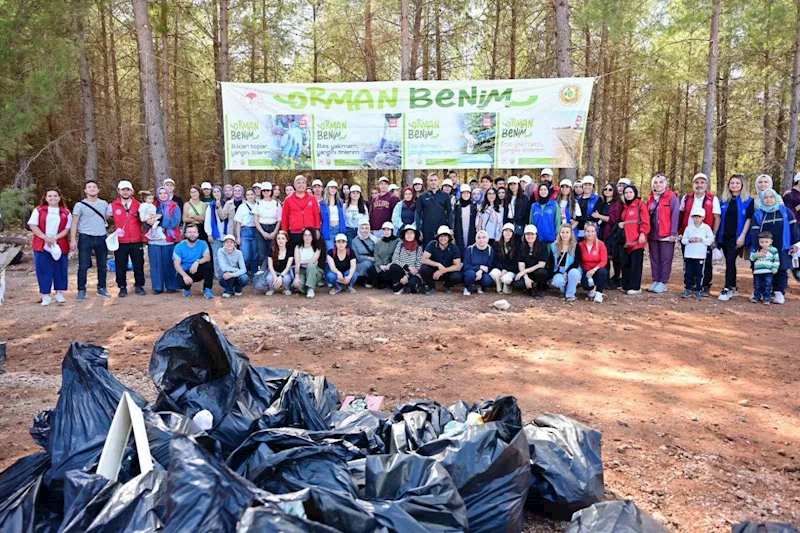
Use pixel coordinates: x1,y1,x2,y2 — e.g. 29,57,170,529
220,78,596,170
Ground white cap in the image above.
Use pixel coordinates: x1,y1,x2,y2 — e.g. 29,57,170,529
252,182,262,189
222,234,236,242
690,205,706,218
559,179,572,188
201,182,212,190
618,178,632,186
294,174,306,183
261,182,273,191
381,221,394,230
388,184,399,191
502,222,515,232
541,168,554,176
378,175,389,183
582,175,595,185
442,179,454,187
523,224,538,234
334,233,348,242
520,175,533,184
413,177,424,185
574,178,583,186
46,242,62,261
693,172,708,182
117,180,133,190
311,179,323,187
326,180,338,188
436,225,452,237
793,173,800,184
507,176,520,185
164,178,175,185
350,184,362,193
460,184,472,194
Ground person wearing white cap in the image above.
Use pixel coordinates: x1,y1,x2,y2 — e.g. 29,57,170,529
29,187,72,306
70,180,112,301
573,178,584,198
388,183,400,198
389,225,424,294
504,176,529,240
320,180,344,251
343,185,368,243
462,230,495,295
526,168,558,202
556,178,582,230
254,181,281,266
371,221,399,288
575,175,600,240
108,179,146,296
416,173,453,246
678,172,720,296
369,176,399,236
163,178,183,207
513,224,550,299
453,185,477,255
412,176,424,197
441,179,457,210
216,234,249,297
280,174,322,250
489,222,518,294
616,178,632,197
326,233,358,294
680,205,716,300
420,225,463,294
201,182,213,203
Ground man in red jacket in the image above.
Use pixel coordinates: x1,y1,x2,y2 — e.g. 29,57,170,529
678,173,720,296
107,180,146,297
281,174,321,250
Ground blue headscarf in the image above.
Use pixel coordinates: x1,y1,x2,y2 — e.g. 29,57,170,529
758,189,781,214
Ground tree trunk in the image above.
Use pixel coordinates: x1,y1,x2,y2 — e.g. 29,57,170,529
679,81,690,193
364,0,377,82
262,0,269,81
160,0,169,141
610,62,623,178
668,85,681,189
422,1,429,80
401,0,413,184
173,14,182,181
584,25,601,175
109,5,123,180
621,64,633,177
598,50,612,183
584,25,591,76
434,0,442,80
219,0,231,183
410,0,423,78
763,1,773,173
490,0,501,79
250,0,257,83
554,0,575,180
187,82,194,182
785,0,800,185
510,0,518,78
311,2,319,82
76,16,98,183
98,3,116,182
132,0,171,188
716,63,730,195
773,77,788,179
138,60,150,190
701,0,720,176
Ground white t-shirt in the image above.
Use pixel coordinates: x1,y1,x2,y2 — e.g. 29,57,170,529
254,200,281,225
328,202,340,226
559,200,581,223
29,207,72,236
234,202,257,227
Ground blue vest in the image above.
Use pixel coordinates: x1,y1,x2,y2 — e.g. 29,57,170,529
754,206,791,252
718,195,752,246
530,200,559,242
585,194,600,216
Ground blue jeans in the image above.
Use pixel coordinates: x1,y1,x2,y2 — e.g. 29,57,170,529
260,271,294,291
325,269,358,290
219,273,250,294
463,269,494,291
551,269,582,298
240,226,259,274
77,234,107,291
753,273,774,300
210,239,223,277
345,227,358,245
34,251,68,294
324,239,334,252
148,243,178,292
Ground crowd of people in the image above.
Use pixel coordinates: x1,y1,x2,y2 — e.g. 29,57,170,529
28,169,800,306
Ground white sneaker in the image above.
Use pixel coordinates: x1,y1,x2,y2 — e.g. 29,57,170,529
306,289,315,298
496,285,503,294
502,285,511,294
463,288,471,296
329,287,341,295
718,289,732,301
41,295,52,306
234,291,242,296
587,289,596,300
282,289,292,296
730,288,739,297
265,290,274,296
593,292,604,303
347,286,357,294
773,292,785,304
654,282,669,293
646,282,658,292
54,293,66,304
627,289,642,295
477,287,484,294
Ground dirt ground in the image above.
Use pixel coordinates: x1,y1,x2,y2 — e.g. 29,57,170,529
0,243,798,532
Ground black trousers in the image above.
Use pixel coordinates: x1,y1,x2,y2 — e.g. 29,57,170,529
720,236,740,289
512,268,550,291
289,232,304,251
419,265,463,290
115,242,145,289
622,248,644,291
389,264,423,293
681,243,713,290
177,262,214,290
684,258,705,292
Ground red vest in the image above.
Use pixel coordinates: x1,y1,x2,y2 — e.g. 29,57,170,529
31,206,71,254
110,198,143,243
647,189,677,239
680,192,715,234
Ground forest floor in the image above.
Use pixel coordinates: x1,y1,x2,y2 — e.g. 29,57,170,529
0,242,798,532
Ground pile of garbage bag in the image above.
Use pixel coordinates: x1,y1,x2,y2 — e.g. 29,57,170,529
0,312,621,532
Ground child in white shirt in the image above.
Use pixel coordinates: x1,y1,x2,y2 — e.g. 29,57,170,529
138,190,164,240
680,206,715,300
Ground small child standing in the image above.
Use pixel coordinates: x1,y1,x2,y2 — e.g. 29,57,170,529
681,205,715,300
749,231,780,305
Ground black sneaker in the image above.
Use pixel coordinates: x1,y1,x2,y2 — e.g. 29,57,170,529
76,290,86,302
681,289,692,298
534,290,543,300
701,288,711,298
792,269,800,283
135,286,146,296
424,289,436,296
444,287,452,295
118,287,128,297
97,288,111,298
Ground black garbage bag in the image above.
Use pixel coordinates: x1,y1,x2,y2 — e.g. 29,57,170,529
733,523,800,533
58,471,118,533
47,343,147,480
256,371,340,432
364,453,468,532
471,396,523,428
448,401,470,423
29,411,50,449
163,436,270,533
227,430,358,498
524,413,604,519
143,411,219,469
236,504,340,533
416,422,530,533
150,314,264,450
82,470,168,533
566,501,670,533
384,400,455,453
0,453,49,533
328,410,390,456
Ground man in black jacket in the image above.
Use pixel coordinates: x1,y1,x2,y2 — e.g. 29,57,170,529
415,173,453,246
